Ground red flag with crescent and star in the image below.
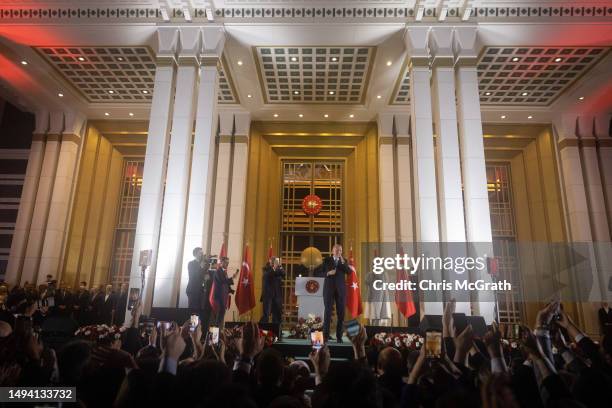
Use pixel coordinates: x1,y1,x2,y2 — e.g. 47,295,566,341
235,244,255,315
346,248,363,318
395,247,416,318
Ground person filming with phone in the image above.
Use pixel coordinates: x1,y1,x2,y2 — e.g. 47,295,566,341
316,243,350,343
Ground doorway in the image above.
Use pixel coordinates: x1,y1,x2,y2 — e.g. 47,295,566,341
280,160,344,325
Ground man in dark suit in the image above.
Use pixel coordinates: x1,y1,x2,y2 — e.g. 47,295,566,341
90,285,104,324
54,285,74,316
260,257,285,324
186,247,205,312
212,257,237,328
100,284,117,325
316,244,350,342
114,283,129,326
73,281,91,326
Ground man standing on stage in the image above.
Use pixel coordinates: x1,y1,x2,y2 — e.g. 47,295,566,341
212,256,237,328
317,243,350,343
260,256,285,324
186,247,205,312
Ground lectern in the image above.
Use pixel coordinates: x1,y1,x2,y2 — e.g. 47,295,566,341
294,276,325,320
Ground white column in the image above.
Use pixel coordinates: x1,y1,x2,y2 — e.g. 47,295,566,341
209,113,234,255
226,112,251,319
153,28,200,308
430,28,470,315
5,111,48,286
126,27,178,315
595,114,612,238
405,27,443,316
578,115,610,303
21,112,63,285
178,27,225,308
594,114,612,304
454,27,495,323
177,63,219,308
37,112,84,284
395,114,414,243
555,115,604,334
377,113,399,243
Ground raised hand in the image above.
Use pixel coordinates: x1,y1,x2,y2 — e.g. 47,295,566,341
535,300,560,329
238,322,264,359
309,345,331,378
453,325,474,364
484,321,503,359
443,299,456,338
162,324,186,360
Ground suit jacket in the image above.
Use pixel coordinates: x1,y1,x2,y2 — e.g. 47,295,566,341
186,259,204,295
91,292,104,314
100,292,117,324
260,263,285,302
213,267,234,309
316,255,350,299
76,290,91,310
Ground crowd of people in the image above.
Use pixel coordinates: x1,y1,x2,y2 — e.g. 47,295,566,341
0,276,129,329
0,278,611,408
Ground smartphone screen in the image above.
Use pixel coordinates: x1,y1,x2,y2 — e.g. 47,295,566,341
345,319,360,338
425,331,442,359
190,314,199,332
208,327,219,345
310,330,324,350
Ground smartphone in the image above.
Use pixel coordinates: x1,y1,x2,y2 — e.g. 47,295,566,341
208,327,219,345
453,313,468,336
310,330,324,350
425,331,442,359
190,314,199,332
345,319,360,338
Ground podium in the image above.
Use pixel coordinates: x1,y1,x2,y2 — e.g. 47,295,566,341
294,276,325,320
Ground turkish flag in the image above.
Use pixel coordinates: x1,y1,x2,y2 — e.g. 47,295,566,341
235,245,255,315
268,242,274,260
209,242,227,313
395,248,416,318
346,249,363,318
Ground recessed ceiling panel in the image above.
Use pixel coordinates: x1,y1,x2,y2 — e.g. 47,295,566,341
477,46,607,106
391,46,608,106
36,46,238,104
254,46,375,104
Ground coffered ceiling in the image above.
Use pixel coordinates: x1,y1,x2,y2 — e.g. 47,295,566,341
35,45,238,104
254,46,375,104
390,46,608,106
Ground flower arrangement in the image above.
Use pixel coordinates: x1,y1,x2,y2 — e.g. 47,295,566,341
369,332,424,351
288,314,323,339
75,324,126,345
